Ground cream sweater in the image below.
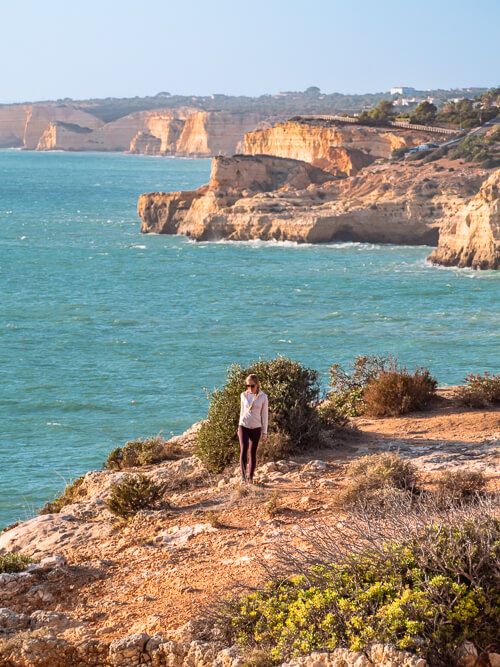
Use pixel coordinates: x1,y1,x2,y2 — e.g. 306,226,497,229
239,390,269,434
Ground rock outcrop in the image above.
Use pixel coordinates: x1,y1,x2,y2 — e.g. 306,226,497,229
139,151,488,246
240,119,435,176
429,168,500,269
138,155,334,236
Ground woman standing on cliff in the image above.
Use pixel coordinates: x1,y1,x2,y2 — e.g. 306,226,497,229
238,374,268,483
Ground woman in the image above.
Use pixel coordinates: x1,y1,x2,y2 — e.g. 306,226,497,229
238,374,268,483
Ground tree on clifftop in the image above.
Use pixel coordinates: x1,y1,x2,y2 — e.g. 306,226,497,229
410,101,437,124
358,99,395,124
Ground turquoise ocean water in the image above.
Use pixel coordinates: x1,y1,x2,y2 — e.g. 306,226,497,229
0,150,498,528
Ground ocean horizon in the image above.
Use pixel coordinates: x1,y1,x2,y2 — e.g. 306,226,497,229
1,150,499,528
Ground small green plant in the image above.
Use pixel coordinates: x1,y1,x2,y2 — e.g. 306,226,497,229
265,491,282,518
38,476,86,514
196,357,321,473
456,372,500,408
363,367,437,417
341,452,418,506
435,469,487,505
0,553,35,573
106,474,165,518
104,434,181,470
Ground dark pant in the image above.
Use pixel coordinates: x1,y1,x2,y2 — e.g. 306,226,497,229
238,426,262,481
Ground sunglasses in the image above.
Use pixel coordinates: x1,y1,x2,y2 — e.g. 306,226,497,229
246,383,256,388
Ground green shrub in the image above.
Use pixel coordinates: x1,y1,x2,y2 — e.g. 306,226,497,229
219,515,500,665
435,469,487,505
456,372,500,408
106,474,165,518
341,452,418,506
0,553,35,573
363,367,437,417
321,356,390,425
38,476,86,514
104,434,182,470
195,357,321,473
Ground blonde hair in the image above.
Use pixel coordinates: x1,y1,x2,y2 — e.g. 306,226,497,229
245,374,260,391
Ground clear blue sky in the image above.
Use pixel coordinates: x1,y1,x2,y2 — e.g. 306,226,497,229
1,0,498,103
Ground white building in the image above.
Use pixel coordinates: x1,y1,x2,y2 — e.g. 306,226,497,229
391,86,416,96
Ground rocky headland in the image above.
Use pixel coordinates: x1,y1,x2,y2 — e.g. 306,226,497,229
0,389,498,667
138,118,500,269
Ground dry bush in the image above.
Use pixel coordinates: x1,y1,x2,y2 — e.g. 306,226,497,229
38,475,86,514
435,469,487,505
105,434,183,470
340,452,418,507
241,648,275,667
363,367,437,417
204,510,224,528
456,372,500,408
106,474,166,519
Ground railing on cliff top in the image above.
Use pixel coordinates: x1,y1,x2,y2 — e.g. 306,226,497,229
296,114,461,136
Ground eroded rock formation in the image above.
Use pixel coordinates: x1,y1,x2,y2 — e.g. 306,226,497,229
429,169,500,269
138,151,489,248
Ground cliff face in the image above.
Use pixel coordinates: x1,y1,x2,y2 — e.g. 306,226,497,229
23,105,103,149
138,152,488,247
176,111,265,156
0,105,29,147
0,104,103,149
33,108,265,156
429,169,500,269
240,120,435,176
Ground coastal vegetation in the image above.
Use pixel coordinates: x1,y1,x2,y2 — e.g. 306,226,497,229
456,371,500,407
38,475,86,514
339,452,418,507
104,435,183,470
195,357,322,473
219,500,500,665
320,356,437,424
434,469,487,506
0,553,35,574
105,474,166,519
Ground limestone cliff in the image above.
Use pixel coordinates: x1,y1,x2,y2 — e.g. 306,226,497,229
0,104,103,149
23,105,103,149
138,152,488,248
240,119,435,176
34,108,265,156
429,169,500,269
138,155,333,236
0,105,29,147
176,111,264,156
